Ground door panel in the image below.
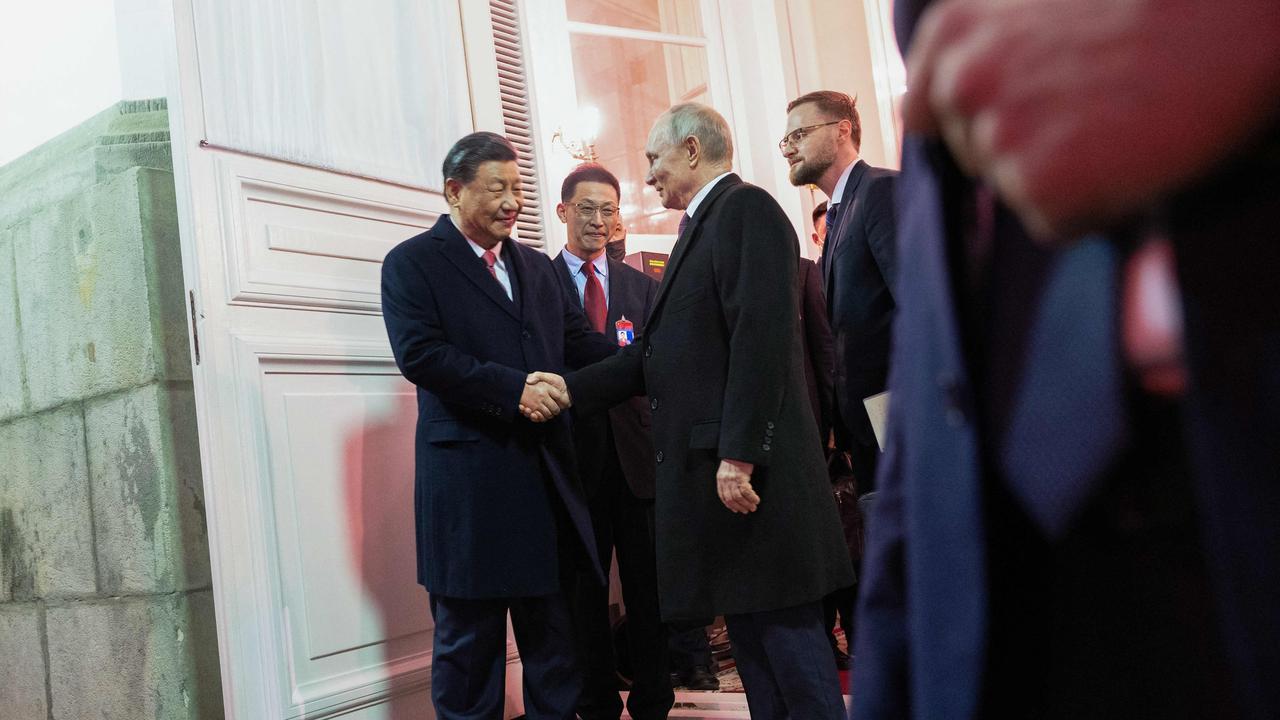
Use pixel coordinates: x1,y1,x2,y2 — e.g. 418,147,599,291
166,0,510,716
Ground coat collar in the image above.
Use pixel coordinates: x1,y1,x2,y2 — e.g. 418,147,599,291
648,173,741,324
432,215,522,322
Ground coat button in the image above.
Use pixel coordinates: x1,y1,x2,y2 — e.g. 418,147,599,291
655,450,664,463
644,344,653,358
766,421,775,429
762,443,771,451
765,428,774,437
650,397,659,411
522,329,531,339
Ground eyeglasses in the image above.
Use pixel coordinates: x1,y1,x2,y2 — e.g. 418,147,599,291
572,202,618,220
778,121,842,151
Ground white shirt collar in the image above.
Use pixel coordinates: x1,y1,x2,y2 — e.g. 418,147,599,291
465,236,502,261
561,249,608,278
686,171,733,218
450,215,504,260
830,160,859,206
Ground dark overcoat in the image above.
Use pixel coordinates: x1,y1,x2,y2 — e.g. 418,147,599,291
381,215,617,598
568,175,855,621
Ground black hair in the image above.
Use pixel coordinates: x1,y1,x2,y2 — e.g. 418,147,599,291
561,163,621,202
442,131,518,185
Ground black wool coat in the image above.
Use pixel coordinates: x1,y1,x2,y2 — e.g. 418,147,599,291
381,216,618,598
568,174,855,621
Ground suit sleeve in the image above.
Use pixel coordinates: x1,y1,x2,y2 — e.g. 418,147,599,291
566,342,646,417
865,174,899,300
802,260,836,443
381,245,526,419
713,187,799,467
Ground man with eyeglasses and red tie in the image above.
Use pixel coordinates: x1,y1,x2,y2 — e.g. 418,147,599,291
551,163,673,720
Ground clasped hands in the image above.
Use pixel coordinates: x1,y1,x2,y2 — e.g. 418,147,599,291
519,371,571,422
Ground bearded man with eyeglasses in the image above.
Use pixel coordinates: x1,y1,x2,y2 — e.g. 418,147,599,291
783,92,899,496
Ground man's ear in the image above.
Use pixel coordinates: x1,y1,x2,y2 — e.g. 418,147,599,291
444,178,463,208
684,135,701,167
556,202,569,224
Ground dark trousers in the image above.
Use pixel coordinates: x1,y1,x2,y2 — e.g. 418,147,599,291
429,592,580,720
668,623,713,673
724,601,845,720
835,402,881,493
568,449,673,720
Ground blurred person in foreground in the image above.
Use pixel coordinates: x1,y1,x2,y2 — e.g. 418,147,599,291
853,1,1280,719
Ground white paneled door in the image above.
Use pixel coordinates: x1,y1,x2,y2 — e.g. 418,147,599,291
164,1,509,717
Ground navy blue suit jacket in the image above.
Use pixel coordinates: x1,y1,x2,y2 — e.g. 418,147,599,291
853,3,1280,716
552,252,659,499
381,215,617,598
821,160,897,440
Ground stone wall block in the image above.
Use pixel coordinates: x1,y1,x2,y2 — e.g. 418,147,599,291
136,167,192,383
85,384,209,595
0,408,97,600
0,231,27,421
46,591,223,720
94,141,174,179
13,166,187,412
0,603,50,720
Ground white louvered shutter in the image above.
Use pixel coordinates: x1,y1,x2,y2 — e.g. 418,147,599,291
490,0,545,248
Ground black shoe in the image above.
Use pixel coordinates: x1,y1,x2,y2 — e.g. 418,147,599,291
682,665,720,691
833,648,850,671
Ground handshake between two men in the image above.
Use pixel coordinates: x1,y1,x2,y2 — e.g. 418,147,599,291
518,371,572,423
517,371,761,515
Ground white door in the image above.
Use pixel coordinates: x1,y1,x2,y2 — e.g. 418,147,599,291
163,1,519,717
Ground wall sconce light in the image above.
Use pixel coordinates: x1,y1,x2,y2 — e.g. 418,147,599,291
551,106,602,162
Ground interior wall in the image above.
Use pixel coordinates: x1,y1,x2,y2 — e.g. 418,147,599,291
774,0,905,250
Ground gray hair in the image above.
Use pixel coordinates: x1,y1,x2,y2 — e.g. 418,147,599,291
650,102,734,164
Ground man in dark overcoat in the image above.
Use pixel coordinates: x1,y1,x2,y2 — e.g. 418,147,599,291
381,132,617,720
540,103,855,720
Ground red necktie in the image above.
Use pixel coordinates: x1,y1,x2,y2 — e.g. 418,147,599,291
583,265,607,333
482,249,499,281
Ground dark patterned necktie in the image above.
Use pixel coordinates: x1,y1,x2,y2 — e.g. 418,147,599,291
999,238,1128,539
820,202,840,279
678,213,690,237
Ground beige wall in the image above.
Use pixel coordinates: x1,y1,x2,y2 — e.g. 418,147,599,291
773,0,905,249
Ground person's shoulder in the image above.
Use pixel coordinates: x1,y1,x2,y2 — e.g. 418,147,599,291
725,178,777,203
384,228,436,267
510,239,553,265
865,163,899,186
611,259,656,287
717,180,786,220
549,249,572,272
